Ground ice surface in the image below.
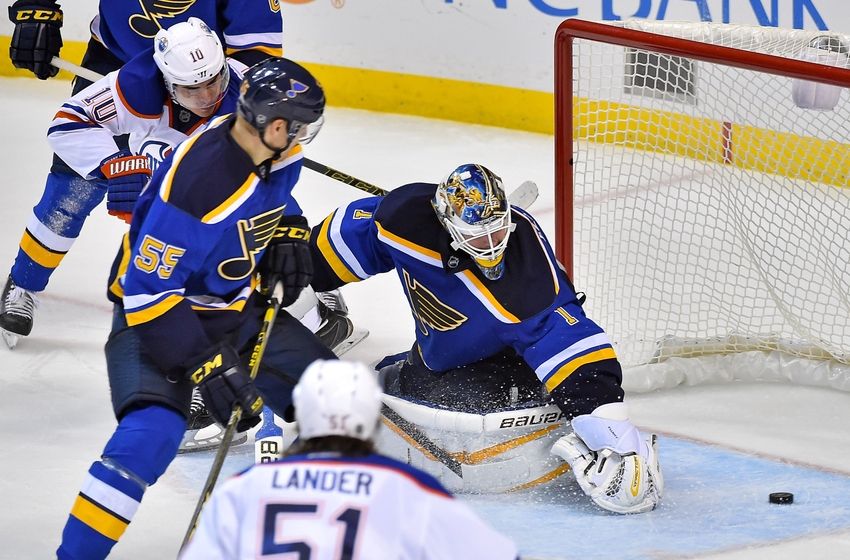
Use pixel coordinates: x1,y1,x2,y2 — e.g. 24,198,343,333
1,77,850,559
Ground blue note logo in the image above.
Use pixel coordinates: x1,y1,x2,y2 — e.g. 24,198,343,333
402,269,467,335
218,207,285,280
286,79,309,99
129,0,197,38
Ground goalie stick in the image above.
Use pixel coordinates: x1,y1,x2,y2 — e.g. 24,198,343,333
380,401,536,490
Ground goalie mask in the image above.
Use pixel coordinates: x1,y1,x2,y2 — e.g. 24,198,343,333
153,17,229,116
293,360,383,442
432,164,516,280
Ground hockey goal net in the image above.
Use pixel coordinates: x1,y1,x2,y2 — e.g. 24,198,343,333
555,19,850,391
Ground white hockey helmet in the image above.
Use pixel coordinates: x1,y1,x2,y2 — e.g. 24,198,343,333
293,360,384,442
153,17,229,113
432,164,516,280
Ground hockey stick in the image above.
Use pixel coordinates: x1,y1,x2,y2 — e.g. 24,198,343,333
302,158,388,196
303,158,539,210
50,56,104,83
380,400,542,490
181,286,283,549
254,406,284,463
380,403,464,477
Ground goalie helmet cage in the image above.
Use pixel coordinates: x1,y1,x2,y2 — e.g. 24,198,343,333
554,19,850,392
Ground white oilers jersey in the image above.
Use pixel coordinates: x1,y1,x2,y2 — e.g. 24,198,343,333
47,50,245,180
180,453,519,560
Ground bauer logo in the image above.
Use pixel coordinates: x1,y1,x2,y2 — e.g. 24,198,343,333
498,410,565,429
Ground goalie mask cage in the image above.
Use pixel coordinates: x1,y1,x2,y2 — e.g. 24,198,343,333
555,19,850,391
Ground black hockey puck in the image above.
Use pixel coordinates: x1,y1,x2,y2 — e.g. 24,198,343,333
769,492,794,504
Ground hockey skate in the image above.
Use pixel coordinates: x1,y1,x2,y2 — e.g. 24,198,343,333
178,387,249,453
0,275,39,349
315,290,369,356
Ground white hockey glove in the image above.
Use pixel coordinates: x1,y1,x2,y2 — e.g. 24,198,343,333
551,402,663,514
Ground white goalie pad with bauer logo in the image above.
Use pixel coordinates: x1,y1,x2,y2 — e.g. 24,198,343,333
374,394,572,494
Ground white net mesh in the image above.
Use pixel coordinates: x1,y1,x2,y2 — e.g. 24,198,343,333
569,21,850,371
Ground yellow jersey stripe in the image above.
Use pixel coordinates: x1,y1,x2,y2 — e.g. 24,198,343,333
19,230,65,268
544,347,618,392
226,45,282,57
375,222,443,262
160,133,204,202
108,233,132,300
202,173,257,224
70,494,128,541
126,294,183,327
190,299,248,313
459,269,520,323
317,213,361,284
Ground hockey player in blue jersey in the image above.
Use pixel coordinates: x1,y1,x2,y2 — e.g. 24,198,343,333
309,163,664,514
55,57,337,559
7,0,282,82
2,0,284,340
181,359,520,560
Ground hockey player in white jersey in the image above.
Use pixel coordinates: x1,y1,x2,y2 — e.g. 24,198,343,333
180,359,520,560
0,17,236,345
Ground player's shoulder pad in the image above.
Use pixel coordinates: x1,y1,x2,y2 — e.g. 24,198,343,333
373,183,446,248
163,121,259,219
115,48,168,119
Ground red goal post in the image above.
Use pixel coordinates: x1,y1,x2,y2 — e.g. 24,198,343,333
553,19,850,388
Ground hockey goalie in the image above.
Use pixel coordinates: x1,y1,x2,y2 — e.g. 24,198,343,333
308,163,663,514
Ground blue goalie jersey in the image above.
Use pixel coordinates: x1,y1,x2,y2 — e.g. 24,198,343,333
92,0,283,64
310,183,619,396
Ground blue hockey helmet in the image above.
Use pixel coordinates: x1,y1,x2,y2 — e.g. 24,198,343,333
237,57,325,150
432,164,515,280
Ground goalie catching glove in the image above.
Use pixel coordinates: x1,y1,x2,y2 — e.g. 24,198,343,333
258,215,313,305
8,0,63,80
551,402,663,514
186,343,264,427
99,151,152,224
